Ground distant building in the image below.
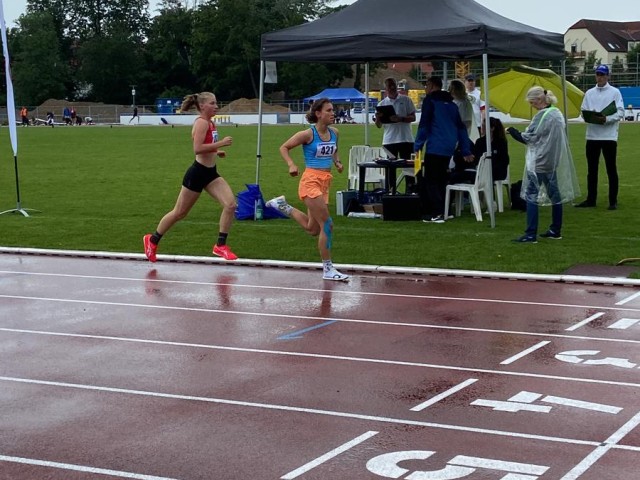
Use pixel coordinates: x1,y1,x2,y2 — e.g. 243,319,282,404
565,19,640,71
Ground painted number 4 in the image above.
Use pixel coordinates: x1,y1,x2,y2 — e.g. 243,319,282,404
471,390,622,414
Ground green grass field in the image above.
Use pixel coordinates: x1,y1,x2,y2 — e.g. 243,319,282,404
1,122,639,274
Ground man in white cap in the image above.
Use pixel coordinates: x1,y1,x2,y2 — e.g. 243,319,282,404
465,73,484,135
576,64,624,210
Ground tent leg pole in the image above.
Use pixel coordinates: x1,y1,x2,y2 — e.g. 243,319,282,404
482,53,496,229
256,60,265,185
561,60,569,136
365,63,370,145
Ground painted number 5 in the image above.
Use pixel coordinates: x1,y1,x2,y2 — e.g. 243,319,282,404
366,450,548,479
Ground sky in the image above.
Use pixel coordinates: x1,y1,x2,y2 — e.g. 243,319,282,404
1,0,638,33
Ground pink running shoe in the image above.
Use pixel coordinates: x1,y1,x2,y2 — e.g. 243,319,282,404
213,244,238,261
143,234,157,262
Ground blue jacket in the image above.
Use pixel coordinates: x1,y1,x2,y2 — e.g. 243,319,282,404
414,90,472,157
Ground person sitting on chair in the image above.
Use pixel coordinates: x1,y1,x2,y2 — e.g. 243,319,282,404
625,104,634,122
450,117,509,185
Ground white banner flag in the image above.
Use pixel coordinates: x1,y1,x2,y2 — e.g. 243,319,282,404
0,0,18,156
264,61,278,84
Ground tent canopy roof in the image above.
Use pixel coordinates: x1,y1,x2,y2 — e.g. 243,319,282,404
261,0,564,62
303,88,372,104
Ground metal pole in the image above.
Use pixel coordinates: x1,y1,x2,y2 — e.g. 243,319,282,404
256,61,265,185
561,60,569,136
482,54,495,228
364,63,370,145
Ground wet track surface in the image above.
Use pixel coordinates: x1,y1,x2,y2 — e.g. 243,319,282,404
1,253,639,479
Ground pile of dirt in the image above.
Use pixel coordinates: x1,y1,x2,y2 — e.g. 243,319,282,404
35,99,133,124
219,98,289,113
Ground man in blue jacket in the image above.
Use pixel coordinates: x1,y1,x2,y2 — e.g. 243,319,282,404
415,77,474,223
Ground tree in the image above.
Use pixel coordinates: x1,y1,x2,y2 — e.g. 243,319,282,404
76,25,143,103
140,3,197,104
189,0,350,100
627,44,640,86
9,12,69,106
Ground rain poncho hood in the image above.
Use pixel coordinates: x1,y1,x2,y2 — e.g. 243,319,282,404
519,106,580,205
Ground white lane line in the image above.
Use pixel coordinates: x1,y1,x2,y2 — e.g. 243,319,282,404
501,342,550,365
280,431,378,479
616,291,640,306
565,312,605,332
2,270,640,313
0,454,179,480
2,296,640,347
410,379,478,411
559,411,640,479
0,375,609,448
2,328,640,389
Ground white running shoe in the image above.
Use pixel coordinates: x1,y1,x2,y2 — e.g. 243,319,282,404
265,195,292,217
323,269,350,281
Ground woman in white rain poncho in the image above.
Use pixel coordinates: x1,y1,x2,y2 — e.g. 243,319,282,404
507,87,580,243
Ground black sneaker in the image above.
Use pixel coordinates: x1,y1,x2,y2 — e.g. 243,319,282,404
608,204,617,210
512,235,538,243
575,201,595,208
540,230,562,240
423,214,445,224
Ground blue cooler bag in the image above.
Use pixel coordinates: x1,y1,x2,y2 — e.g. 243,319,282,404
235,184,287,220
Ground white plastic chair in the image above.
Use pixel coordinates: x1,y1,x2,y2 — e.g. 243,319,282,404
347,145,369,189
444,153,491,222
361,146,386,189
494,168,511,213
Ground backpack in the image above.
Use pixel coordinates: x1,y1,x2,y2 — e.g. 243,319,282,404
510,180,527,211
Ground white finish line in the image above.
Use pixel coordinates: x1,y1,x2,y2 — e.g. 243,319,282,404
560,411,640,479
0,454,179,480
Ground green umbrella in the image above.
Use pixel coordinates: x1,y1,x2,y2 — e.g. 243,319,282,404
481,65,584,120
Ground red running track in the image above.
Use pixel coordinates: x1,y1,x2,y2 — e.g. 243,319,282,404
0,252,639,479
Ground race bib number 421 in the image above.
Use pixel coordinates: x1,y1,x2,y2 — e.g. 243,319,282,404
316,143,336,157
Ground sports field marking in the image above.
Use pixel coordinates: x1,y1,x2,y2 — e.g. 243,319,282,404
559,411,640,479
2,295,640,347
280,431,378,479
278,320,337,340
565,312,606,331
608,318,640,330
501,342,551,365
0,454,179,480
2,327,640,389
0,375,621,449
2,270,639,313
410,379,478,411
616,291,640,306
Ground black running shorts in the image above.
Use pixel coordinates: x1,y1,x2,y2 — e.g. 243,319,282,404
182,161,220,193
